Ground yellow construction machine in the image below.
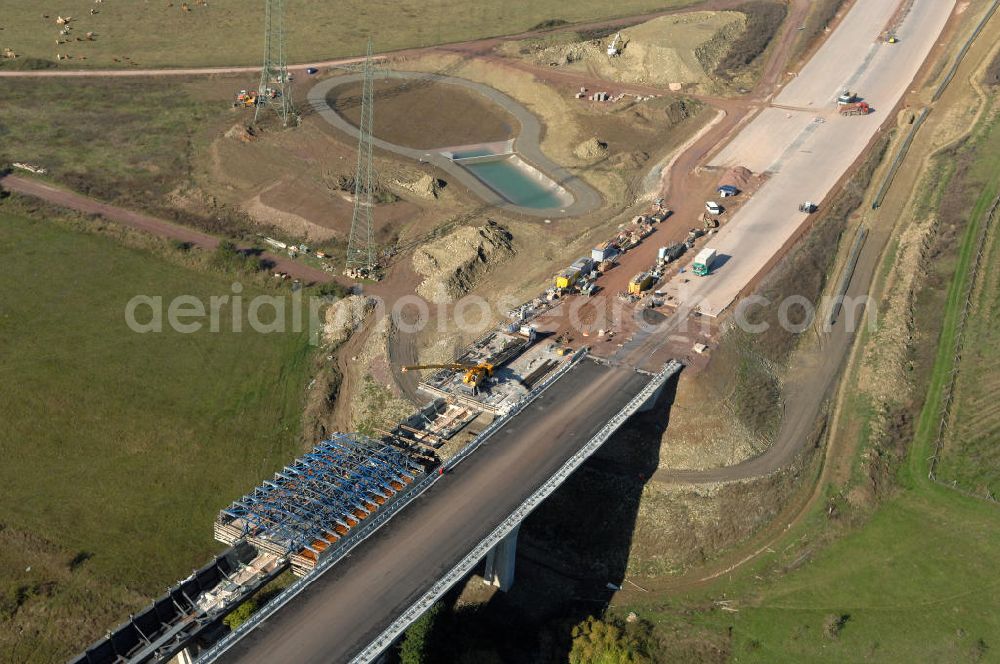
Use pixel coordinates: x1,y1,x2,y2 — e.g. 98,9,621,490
401,362,495,388
234,89,257,108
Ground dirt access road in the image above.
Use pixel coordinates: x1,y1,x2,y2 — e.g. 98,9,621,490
0,175,336,284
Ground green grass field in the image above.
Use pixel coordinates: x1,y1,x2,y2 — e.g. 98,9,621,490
0,210,313,661
0,78,213,201
0,75,283,239
0,0,700,69
931,117,1000,500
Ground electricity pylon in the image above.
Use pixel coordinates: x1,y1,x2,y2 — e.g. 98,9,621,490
255,0,292,125
345,40,377,274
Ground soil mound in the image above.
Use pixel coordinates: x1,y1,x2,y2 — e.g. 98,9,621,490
396,173,444,200
412,221,514,303
224,124,256,142
521,11,746,88
323,295,375,346
574,137,609,161
719,165,753,190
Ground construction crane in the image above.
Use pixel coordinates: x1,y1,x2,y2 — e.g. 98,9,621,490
401,363,495,388
607,32,623,57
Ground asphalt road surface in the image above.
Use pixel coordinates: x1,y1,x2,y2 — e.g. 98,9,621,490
221,359,650,663
308,72,602,219
668,0,957,317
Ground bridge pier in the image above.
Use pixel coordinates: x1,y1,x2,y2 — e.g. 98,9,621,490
483,524,519,592
171,647,195,664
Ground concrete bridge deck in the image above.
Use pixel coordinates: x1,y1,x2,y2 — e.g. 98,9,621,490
217,358,660,663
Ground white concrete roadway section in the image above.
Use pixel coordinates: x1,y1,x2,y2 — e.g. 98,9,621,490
674,0,956,317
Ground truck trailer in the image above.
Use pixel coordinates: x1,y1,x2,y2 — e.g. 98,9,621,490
692,248,717,276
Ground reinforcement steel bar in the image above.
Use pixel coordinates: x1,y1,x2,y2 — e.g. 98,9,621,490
218,433,422,554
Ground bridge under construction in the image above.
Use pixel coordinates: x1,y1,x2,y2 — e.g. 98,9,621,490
69,353,678,664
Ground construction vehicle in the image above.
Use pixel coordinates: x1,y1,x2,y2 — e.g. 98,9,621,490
839,101,871,116
837,90,858,105
607,32,622,57
234,89,257,108
401,363,495,388
692,248,717,276
658,243,686,264
570,257,595,276
628,272,654,295
554,267,581,290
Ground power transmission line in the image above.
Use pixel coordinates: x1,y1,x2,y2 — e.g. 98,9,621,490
256,0,293,126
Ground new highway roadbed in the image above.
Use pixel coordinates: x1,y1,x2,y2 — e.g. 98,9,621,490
220,358,652,663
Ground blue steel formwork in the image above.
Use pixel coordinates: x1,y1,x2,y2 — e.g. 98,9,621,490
217,433,423,559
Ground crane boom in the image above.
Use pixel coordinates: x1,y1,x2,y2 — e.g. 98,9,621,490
400,363,475,373
400,362,495,387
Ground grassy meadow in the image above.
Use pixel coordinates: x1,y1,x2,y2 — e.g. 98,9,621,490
0,0,701,69
0,210,313,661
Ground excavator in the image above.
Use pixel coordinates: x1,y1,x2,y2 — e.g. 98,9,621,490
401,362,494,388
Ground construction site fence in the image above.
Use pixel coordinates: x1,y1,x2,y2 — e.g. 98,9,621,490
826,226,868,329
932,0,1000,102
197,349,589,664
873,0,1000,210
927,193,1000,486
871,107,929,210
351,359,684,664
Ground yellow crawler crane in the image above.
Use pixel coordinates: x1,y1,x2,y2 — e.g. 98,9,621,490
401,363,495,388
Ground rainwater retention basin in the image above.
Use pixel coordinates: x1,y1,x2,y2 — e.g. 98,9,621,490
447,150,573,211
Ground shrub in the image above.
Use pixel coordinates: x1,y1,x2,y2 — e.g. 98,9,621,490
569,616,655,664
532,18,569,31
399,602,443,664
315,281,349,299
223,583,285,630
985,48,1000,87
823,613,850,639
211,240,265,273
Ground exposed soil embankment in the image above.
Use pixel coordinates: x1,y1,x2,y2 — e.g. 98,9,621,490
660,132,891,471
504,11,747,90
413,221,515,303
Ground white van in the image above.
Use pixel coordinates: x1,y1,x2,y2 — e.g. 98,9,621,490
705,201,723,215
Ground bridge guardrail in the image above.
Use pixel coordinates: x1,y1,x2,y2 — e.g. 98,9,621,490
351,359,683,663
197,350,590,663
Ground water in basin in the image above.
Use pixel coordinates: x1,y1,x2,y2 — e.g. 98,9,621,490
460,155,568,210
